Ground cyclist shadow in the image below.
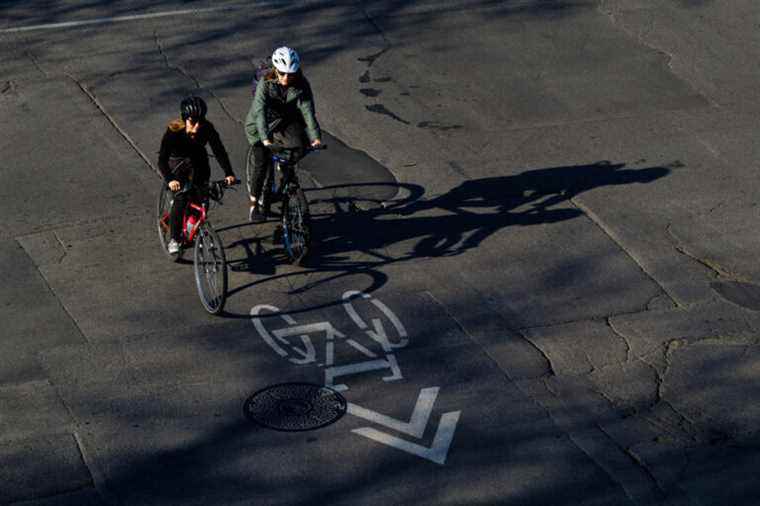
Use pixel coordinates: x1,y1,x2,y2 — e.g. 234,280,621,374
308,159,673,264
219,159,673,312
225,235,280,277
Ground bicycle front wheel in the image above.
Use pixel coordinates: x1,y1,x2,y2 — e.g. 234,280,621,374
281,186,311,265
193,222,228,314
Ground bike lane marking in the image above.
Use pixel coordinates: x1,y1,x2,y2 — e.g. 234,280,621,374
250,290,462,465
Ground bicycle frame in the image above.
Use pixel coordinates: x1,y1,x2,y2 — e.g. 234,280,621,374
182,201,207,244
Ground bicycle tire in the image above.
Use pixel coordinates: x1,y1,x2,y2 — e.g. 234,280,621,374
281,186,311,265
193,221,228,314
156,182,183,262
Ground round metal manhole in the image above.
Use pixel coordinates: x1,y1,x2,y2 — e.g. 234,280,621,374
243,383,347,432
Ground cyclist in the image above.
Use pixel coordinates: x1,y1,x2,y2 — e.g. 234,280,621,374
158,96,237,254
244,46,322,222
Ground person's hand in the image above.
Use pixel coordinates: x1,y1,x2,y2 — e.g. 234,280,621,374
224,175,237,186
262,139,273,147
168,180,181,192
311,139,322,148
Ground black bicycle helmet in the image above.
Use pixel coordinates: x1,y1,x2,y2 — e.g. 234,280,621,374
180,96,207,121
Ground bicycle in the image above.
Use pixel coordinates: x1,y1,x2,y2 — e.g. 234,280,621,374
156,178,239,314
245,144,326,265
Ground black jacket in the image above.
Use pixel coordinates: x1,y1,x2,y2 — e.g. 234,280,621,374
157,120,234,184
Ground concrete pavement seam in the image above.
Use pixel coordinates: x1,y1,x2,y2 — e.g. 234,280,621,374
572,196,680,308
72,430,119,506
153,31,242,126
25,52,49,78
536,376,665,506
65,72,158,176
423,290,555,380
13,238,90,344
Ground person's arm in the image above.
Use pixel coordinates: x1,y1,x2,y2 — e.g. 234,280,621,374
206,123,235,178
253,80,271,144
157,129,174,182
297,80,322,144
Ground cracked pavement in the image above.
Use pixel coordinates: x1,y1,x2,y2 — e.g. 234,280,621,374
2,0,760,504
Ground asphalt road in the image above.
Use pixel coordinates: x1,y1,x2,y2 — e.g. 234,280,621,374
2,1,760,505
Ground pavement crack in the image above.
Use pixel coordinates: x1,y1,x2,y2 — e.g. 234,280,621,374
26,52,49,77
356,2,391,48
572,196,678,308
596,0,719,109
52,231,68,264
606,317,632,363
65,72,158,176
153,31,242,126
2,79,17,95
666,223,745,281
619,442,670,500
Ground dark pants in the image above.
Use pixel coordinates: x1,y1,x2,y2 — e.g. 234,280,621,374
249,119,308,202
170,185,203,242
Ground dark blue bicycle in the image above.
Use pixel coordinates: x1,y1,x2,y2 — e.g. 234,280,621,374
245,144,326,264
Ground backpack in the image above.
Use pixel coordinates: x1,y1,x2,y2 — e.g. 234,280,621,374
251,59,272,96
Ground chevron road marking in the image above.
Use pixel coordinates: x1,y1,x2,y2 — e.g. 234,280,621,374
349,387,461,465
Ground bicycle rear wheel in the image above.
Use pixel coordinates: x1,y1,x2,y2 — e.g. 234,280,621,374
193,221,228,314
156,183,183,261
281,186,311,265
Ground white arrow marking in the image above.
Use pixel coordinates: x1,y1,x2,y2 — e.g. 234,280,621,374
353,411,461,465
347,387,440,437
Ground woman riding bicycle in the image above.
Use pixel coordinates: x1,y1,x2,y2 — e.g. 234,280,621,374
158,96,237,254
244,46,322,222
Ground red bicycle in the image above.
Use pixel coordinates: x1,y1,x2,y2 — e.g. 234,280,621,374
157,178,238,314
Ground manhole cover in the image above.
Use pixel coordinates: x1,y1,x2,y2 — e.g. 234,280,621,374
243,383,347,431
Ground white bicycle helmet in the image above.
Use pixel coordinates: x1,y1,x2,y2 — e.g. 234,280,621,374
272,46,300,73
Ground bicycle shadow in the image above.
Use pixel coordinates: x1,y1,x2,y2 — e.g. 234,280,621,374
220,160,673,316
311,160,671,261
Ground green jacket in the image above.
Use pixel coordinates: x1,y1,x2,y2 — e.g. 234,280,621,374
244,76,321,145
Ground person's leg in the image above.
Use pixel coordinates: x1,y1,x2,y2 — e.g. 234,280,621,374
249,142,271,222
169,190,188,242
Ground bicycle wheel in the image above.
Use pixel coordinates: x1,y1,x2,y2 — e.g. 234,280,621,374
156,183,183,261
193,221,228,314
281,186,311,264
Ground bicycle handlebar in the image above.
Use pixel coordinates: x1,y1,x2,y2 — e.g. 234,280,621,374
267,144,328,154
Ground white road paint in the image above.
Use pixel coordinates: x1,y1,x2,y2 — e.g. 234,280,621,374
326,354,402,392
0,5,243,34
252,304,390,370
343,290,409,350
250,292,462,464
350,388,461,465
348,387,440,438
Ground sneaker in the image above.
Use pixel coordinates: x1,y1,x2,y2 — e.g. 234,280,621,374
249,205,265,223
167,239,180,254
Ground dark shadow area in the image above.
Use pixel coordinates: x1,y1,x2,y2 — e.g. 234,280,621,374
712,281,760,311
221,160,672,318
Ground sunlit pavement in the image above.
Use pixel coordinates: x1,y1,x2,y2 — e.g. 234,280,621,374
2,1,760,504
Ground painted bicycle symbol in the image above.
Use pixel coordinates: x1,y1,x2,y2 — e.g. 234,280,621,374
250,290,409,391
